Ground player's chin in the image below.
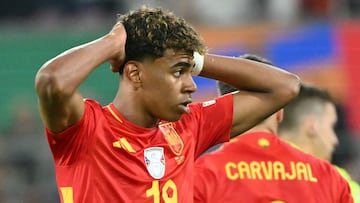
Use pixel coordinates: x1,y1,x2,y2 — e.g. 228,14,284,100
165,113,183,122
159,105,190,122
178,103,190,114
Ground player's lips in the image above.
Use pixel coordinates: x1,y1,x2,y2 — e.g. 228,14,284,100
179,99,192,113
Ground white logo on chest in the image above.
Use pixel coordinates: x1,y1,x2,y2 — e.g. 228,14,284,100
144,147,166,179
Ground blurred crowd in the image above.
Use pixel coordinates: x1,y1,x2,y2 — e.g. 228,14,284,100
0,0,359,202
1,0,360,27
0,104,58,202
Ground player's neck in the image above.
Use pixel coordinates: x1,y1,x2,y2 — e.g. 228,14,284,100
246,124,277,134
112,91,160,128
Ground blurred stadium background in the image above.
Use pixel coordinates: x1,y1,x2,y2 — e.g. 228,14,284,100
0,0,359,202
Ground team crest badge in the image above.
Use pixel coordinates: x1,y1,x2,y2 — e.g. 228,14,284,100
159,122,184,155
144,147,166,179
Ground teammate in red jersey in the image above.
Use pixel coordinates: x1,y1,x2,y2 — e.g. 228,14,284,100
278,83,360,203
194,55,353,203
35,6,300,203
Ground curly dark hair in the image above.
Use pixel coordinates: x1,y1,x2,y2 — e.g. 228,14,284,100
117,6,207,73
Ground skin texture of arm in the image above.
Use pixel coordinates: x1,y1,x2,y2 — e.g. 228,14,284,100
35,23,126,133
199,54,301,137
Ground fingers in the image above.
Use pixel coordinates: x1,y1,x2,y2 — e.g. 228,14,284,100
109,59,123,73
108,22,127,72
110,23,127,38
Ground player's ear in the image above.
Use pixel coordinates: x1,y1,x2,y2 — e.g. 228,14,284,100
276,109,284,123
123,61,142,87
304,116,317,138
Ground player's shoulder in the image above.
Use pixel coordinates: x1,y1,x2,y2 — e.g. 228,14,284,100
83,98,105,110
291,150,346,184
282,142,334,169
185,94,233,120
81,98,107,117
334,165,352,180
295,149,340,175
84,98,102,106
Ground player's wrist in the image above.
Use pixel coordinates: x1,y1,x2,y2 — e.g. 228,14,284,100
192,52,204,76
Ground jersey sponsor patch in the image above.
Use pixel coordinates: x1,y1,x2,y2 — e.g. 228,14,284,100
159,122,184,155
202,99,216,107
144,147,166,179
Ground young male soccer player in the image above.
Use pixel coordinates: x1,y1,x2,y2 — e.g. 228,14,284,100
35,7,300,203
194,55,353,203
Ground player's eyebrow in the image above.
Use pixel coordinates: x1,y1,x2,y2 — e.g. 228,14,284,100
171,61,192,69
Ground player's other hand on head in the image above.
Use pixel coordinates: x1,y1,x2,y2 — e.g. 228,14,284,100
108,22,127,73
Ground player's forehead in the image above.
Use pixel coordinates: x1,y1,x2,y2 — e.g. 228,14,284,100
163,49,193,59
153,49,194,66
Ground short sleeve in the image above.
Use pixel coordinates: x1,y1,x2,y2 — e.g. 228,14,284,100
190,94,233,158
45,99,101,166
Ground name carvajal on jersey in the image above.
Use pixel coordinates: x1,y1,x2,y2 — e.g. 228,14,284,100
225,161,318,182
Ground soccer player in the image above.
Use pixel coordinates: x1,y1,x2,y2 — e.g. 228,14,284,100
194,55,354,203
35,7,300,203
278,84,360,203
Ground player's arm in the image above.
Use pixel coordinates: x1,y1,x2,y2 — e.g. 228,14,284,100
35,23,126,133
199,54,301,137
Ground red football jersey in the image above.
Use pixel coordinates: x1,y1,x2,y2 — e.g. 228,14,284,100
46,94,232,203
194,132,354,203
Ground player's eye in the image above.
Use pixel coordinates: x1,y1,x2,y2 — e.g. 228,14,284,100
174,69,185,77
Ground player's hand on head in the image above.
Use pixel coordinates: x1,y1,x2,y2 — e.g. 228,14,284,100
108,22,127,73
109,58,124,73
